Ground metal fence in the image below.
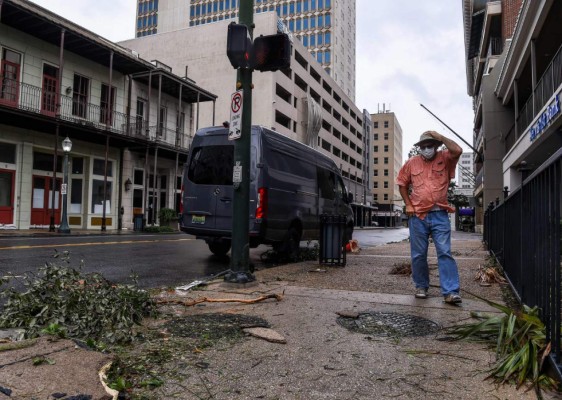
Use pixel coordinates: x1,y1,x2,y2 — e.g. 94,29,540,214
484,148,562,378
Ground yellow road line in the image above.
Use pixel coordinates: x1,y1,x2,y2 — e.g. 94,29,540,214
0,238,194,250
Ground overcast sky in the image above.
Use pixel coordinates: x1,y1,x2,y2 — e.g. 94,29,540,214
29,0,474,155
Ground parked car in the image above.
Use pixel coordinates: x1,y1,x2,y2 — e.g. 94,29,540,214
180,125,354,256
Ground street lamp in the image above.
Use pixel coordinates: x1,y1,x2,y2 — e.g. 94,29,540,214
58,137,72,234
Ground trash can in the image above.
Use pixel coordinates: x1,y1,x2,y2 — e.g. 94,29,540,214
133,214,145,231
319,214,346,266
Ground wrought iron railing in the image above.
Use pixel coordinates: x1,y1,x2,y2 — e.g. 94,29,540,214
484,149,562,379
0,79,188,147
511,44,562,148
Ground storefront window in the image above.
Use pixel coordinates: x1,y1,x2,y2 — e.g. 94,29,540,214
91,180,112,214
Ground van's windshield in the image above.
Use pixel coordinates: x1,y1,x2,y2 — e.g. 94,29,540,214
188,145,234,185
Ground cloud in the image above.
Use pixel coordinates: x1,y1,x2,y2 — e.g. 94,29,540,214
29,0,475,155
356,0,474,154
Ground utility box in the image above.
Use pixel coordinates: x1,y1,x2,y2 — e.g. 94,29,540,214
319,214,346,266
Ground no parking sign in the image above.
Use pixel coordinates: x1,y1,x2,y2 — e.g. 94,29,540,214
229,90,243,140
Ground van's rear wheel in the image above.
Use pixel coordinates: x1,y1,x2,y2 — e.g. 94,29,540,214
208,241,231,256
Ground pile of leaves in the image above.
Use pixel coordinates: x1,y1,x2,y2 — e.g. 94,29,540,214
446,294,558,393
0,251,156,345
475,256,506,285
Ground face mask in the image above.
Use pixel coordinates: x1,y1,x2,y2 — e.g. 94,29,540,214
420,147,436,159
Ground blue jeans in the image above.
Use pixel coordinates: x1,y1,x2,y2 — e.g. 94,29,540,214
409,211,460,296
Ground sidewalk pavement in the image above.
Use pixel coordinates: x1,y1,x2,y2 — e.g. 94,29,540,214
0,230,554,399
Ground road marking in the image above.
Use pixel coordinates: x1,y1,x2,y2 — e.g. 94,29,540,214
354,254,484,261
0,238,194,251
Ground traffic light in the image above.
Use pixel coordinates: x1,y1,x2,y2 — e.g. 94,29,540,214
226,22,252,69
252,33,292,72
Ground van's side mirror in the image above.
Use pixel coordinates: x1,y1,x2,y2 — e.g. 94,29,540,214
347,193,353,203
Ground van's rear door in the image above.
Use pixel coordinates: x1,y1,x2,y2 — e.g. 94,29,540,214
184,138,234,233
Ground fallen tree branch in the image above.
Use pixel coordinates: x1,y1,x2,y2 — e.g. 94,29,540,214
156,293,283,307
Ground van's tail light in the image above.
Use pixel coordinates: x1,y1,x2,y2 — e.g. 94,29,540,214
179,184,184,214
256,187,267,220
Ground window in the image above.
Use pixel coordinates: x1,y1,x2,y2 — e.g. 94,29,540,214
373,157,378,164
72,157,83,174
384,169,389,176
1,48,22,106
93,159,113,177
384,145,389,152
384,181,388,189
158,106,167,136
188,145,234,185
373,182,378,189
33,152,62,173
384,132,389,140
374,194,378,201
72,74,89,118
373,145,378,152
91,180,112,214
373,121,378,128
0,142,16,164
373,133,378,140
134,169,144,185
384,157,388,164
373,169,378,176
384,121,389,128
384,194,389,201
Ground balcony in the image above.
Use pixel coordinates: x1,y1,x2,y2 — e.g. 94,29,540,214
0,79,186,146
509,43,562,152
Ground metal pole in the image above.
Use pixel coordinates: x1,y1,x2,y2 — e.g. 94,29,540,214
225,0,255,284
419,103,483,158
50,28,65,232
58,149,70,233
101,135,109,231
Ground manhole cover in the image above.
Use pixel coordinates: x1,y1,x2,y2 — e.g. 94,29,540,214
163,313,270,340
337,311,440,337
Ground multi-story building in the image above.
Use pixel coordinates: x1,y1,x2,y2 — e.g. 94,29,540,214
135,0,356,100
122,11,369,223
463,0,562,232
0,0,216,231
456,152,475,196
370,109,403,226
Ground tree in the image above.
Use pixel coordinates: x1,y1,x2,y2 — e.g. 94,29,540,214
448,181,469,208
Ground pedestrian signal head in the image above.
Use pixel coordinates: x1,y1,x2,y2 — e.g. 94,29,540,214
251,33,292,72
226,23,252,69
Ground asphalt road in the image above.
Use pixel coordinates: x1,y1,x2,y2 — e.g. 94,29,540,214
0,228,410,289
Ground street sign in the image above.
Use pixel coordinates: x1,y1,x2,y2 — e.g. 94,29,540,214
61,183,67,195
229,90,243,140
233,162,242,183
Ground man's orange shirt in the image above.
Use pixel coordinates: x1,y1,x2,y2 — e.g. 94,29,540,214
396,150,458,220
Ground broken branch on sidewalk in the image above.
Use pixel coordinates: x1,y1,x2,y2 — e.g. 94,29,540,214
156,293,284,307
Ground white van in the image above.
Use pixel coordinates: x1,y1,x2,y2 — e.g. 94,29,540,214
179,125,354,256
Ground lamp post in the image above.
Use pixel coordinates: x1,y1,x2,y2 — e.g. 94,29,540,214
58,137,72,234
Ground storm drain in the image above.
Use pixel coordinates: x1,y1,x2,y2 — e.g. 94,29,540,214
337,311,440,337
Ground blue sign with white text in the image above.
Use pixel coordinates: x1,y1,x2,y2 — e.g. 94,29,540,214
530,94,560,142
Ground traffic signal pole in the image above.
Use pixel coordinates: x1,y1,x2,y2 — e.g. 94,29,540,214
225,0,255,283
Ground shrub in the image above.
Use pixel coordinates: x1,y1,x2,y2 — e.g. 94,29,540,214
158,207,178,223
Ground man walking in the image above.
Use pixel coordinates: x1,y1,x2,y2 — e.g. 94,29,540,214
396,130,463,304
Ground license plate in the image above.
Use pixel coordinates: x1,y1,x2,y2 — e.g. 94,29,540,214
191,215,206,224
